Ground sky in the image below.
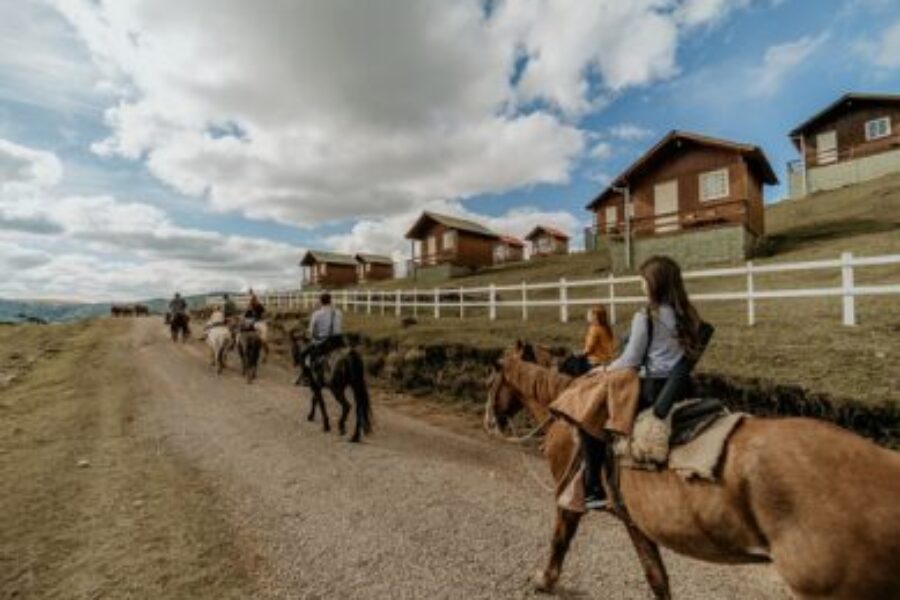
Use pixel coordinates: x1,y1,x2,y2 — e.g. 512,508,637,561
2,0,900,301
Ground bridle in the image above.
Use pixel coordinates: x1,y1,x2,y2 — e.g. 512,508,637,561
484,365,552,445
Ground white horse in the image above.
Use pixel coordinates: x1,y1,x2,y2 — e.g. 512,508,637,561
205,310,234,374
254,319,270,362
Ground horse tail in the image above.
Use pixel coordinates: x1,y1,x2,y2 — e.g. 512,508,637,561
348,349,373,434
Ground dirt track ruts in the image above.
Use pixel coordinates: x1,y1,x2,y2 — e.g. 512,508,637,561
2,319,791,599
128,318,792,599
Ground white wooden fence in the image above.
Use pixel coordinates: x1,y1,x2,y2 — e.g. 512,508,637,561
229,252,900,327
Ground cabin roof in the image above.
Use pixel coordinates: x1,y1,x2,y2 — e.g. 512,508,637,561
299,250,358,267
586,130,778,210
355,253,394,265
405,211,500,240
789,92,900,139
498,235,525,247
524,225,569,241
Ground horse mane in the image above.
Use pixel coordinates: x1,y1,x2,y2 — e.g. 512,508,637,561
505,356,573,408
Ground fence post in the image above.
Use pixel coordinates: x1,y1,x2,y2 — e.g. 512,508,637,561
459,287,464,319
842,252,856,326
367,290,372,314
434,288,440,319
489,284,497,321
521,281,527,321
559,278,568,323
381,291,386,316
606,273,616,325
746,260,756,326
413,288,418,317
395,289,401,317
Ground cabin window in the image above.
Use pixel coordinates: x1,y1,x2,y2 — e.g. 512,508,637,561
699,168,729,202
816,130,838,164
493,244,505,262
865,117,891,141
605,206,617,232
319,263,327,275
365,263,372,273
442,230,456,251
427,235,437,256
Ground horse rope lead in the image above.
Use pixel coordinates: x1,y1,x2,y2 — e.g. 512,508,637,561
483,383,556,493
507,417,557,494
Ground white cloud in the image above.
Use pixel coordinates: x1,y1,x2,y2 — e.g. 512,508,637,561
867,18,900,69
0,138,303,300
750,33,828,97
609,123,654,141
48,0,751,229
589,141,613,160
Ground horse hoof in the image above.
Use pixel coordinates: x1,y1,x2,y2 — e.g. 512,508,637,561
533,570,556,593
306,415,315,422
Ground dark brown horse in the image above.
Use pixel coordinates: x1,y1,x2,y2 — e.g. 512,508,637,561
169,312,190,343
288,331,372,443
486,346,900,600
237,328,262,383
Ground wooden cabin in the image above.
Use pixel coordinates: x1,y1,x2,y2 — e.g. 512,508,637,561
788,92,900,197
493,235,525,264
525,225,570,257
299,250,358,288
405,211,500,273
355,253,394,282
587,130,777,239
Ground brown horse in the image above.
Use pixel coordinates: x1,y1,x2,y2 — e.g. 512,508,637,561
486,348,900,600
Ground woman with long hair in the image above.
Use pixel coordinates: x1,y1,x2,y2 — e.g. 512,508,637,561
581,255,706,510
568,305,617,376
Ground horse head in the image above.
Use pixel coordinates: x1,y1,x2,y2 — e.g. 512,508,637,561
484,344,535,436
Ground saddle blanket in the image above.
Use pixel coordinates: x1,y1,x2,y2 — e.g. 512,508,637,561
556,401,747,514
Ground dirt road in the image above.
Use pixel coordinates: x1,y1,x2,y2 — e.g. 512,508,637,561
1,319,790,599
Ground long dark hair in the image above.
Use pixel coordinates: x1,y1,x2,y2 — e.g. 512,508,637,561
639,255,703,358
590,305,614,338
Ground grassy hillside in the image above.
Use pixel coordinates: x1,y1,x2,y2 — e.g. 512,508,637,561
325,173,900,409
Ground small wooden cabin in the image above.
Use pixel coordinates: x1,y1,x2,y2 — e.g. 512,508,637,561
587,130,777,238
525,225,570,257
355,253,394,282
788,92,900,196
493,235,525,264
405,211,500,271
299,250,358,288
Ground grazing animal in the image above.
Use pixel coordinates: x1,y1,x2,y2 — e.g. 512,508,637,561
288,331,372,442
485,344,900,600
237,327,262,383
204,310,233,375
169,312,190,343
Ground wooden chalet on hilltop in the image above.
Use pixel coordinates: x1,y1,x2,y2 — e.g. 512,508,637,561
588,130,778,240
405,211,500,272
299,250,358,288
355,253,394,282
525,225,570,257
788,92,900,197
493,235,525,264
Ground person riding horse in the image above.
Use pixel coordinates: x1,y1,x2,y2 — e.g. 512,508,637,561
168,292,190,340
247,289,265,321
296,292,344,386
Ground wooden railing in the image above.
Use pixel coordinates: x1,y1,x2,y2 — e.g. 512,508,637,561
228,252,900,327
595,198,748,237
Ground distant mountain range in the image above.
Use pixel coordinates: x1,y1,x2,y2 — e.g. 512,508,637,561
0,294,220,325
